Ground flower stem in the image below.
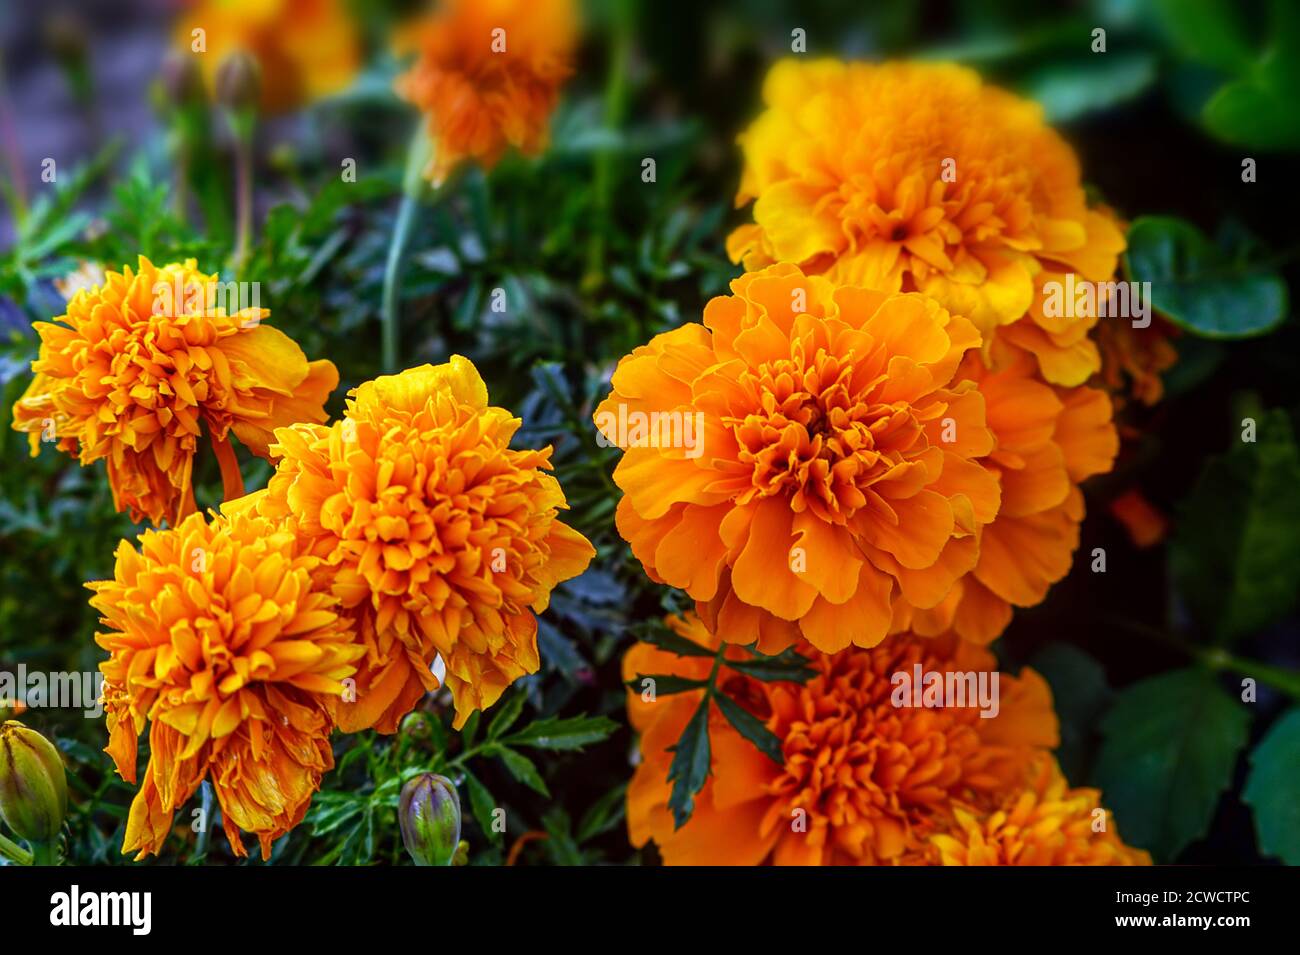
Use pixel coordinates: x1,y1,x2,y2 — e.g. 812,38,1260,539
0,831,33,866
29,839,60,866
381,124,434,373
229,109,256,273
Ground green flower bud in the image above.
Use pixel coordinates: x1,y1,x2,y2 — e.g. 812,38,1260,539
398,773,461,867
215,50,262,114
399,711,432,740
0,721,68,844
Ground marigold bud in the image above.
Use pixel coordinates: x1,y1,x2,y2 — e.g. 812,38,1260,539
398,773,461,867
215,50,261,113
0,721,68,844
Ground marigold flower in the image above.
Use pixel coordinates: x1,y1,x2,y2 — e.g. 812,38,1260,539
894,350,1119,644
597,263,1001,654
727,60,1126,386
230,357,595,732
1096,315,1180,408
928,755,1151,865
11,257,338,527
176,0,361,113
394,0,577,185
624,614,1057,865
88,510,363,859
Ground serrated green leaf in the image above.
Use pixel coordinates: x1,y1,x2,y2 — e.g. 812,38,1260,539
714,692,783,764
1243,709,1300,864
461,768,502,846
506,713,618,751
491,745,550,797
725,649,816,683
625,673,708,697
666,699,711,830
487,689,528,739
576,784,627,843
633,622,716,658
1125,216,1287,338
1171,410,1300,642
1093,668,1250,860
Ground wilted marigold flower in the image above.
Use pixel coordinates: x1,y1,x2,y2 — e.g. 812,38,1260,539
394,0,577,185
89,510,363,859
176,0,361,113
230,357,595,732
894,350,1118,645
928,755,1150,865
11,257,338,527
625,614,1057,865
1096,314,1180,408
597,263,1001,654
727,60,1126,387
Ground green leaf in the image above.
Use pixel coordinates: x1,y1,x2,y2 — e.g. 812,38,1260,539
506,713,618,751
714,692,783,764
1153,0,1256,74
1203,80,1300,149
1020,54,1158,123
461,768,502,845
1029,643,1112,782
625,673,708,697
490,745,550,797
1243,709,1300,864
1124,216,1287,338
487,689,528,740
1170,410,1300,642
725,647,816,683
576,784,627,843
632,621,716,658
666,698,711,829
1093,668,1250,861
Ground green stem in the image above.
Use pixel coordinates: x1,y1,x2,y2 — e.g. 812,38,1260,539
29,839,60,866
228,109,256,273
0,830,33,866
381,124,434,373
1108,616,1300,700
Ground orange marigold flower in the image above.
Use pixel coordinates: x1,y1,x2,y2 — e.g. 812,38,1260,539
928,755,1151,865
176,0,361,113
1108,487,1168,550
596,263,1001,655
624,614,1058,865
11,257,338,527
895,350,1119,645
394,0,577,185
230,357,595,732
727,60,1126,386
88,510,364,859
1096,314,1180,408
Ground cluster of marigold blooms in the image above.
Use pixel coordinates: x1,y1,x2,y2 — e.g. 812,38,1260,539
600,59,1160,865
11,0,1165,864
11,0,585,860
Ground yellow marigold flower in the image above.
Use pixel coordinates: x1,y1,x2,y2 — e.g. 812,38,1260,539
596,263,1001,655
624,614,1057,865
176,0,361,113
728,59,1126,386
88,510,363,860
11,257,338,527
230,357,595,732
928,755,1151,865
394,0,577,185
894,351,1119,645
